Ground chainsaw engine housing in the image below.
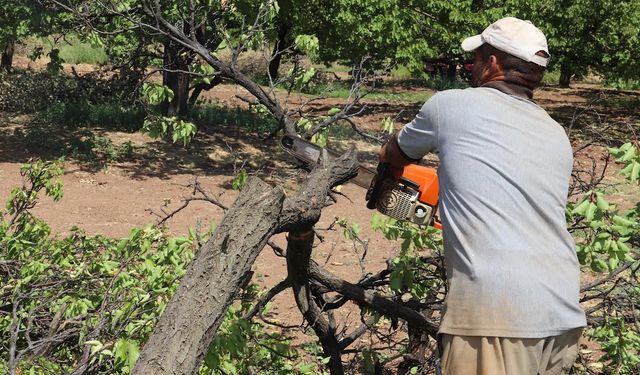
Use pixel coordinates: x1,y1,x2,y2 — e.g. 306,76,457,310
367,164,439,226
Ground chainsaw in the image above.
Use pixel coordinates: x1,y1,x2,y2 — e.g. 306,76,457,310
281,135,441,228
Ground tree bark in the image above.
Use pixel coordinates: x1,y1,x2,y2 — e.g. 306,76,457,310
188,75,223,106
133,147,359,375
287,231,344,375
559,62,571,88
133,177,285,375
161,41,191,117
308,261,439,335
1,40,15,71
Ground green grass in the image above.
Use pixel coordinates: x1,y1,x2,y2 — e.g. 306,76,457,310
58,41,108,65
604,78,640,90
305,86,432,103
22,35,108,65
541,69,560,86
40,102,146,132
295,79,434,103
602,96,640,110
190,104,280,134
389,65,414,80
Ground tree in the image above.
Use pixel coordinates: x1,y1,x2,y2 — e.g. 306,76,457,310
0,1,60,70
495,0,640,87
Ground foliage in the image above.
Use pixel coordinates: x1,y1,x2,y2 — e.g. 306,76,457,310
371,214,444,301
568,143,640,373
609,143,640,182
0,69,140,113
380,117,395,135
231,169,249,191
142,115,198,146
203,287,321,375
0,1,62,57
140,83,198,146
55,37,109,65
37,101,146,132
0,160,315,374
191,104,280,134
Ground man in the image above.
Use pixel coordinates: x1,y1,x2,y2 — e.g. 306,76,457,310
379,17,586,375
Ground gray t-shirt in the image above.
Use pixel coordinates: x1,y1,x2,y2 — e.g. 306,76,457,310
398,87,586,338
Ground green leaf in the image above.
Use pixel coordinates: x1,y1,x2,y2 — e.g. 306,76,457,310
232,169,249,191
572,199,590,215
114,339,140,371
596,194,610,211
585,202,597,222
327,107,341,116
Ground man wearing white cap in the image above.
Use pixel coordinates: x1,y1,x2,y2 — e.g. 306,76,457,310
379,17,586,374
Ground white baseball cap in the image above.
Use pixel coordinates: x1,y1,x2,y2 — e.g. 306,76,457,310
461,17,550,67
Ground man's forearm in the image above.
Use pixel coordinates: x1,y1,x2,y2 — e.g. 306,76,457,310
379,132,419,168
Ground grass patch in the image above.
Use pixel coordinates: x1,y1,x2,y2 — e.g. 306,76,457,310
390,65,414,80
0,69,139,113
296,80,433,103
542,69,560,86
58,41,108,65
604,78,640,90
22,35,108,65
602,96,640,110
40,102,146,132
190,104,280,134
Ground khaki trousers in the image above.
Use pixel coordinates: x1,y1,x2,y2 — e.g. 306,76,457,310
439,328,582,375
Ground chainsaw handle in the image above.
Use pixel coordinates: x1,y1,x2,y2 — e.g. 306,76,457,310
366,163,391,209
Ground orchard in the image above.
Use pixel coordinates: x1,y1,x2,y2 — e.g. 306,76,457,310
0,1,639,374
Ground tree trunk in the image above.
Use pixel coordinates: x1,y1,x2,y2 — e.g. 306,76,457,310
268,22,291,81
161,41,191,117
559,62,571,88
1,40,15,71
446,62,457,82
287,231,344,375
132,177,285,375
134,147,359,375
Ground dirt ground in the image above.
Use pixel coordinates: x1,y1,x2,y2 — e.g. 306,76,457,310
1,58,639,369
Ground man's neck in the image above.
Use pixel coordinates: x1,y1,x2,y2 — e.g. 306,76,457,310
481,80,534,100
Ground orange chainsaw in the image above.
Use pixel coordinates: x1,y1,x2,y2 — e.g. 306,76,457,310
281,135,441,228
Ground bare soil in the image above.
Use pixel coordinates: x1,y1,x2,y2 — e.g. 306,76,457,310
1,58,639,369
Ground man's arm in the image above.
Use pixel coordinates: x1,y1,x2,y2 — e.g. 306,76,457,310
379,132,419,169
379,95,440,167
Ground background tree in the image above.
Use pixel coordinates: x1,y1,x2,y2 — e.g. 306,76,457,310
0,1,64,71
497,0,640,87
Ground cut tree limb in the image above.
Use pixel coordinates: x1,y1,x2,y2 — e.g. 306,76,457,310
275,146,359,233
133,177,285,375
287,232,344,375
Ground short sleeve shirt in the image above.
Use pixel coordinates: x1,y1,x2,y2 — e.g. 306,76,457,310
398,87,586,338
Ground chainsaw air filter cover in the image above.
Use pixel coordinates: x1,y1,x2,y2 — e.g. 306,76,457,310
376,180,434,226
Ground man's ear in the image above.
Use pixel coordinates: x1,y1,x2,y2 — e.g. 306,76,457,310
489,55,500,70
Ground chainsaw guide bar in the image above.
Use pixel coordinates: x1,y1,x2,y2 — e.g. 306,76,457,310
280,135,377,189
281,135,441,228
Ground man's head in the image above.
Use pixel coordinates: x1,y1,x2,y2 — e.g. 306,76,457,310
462,17,550,89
